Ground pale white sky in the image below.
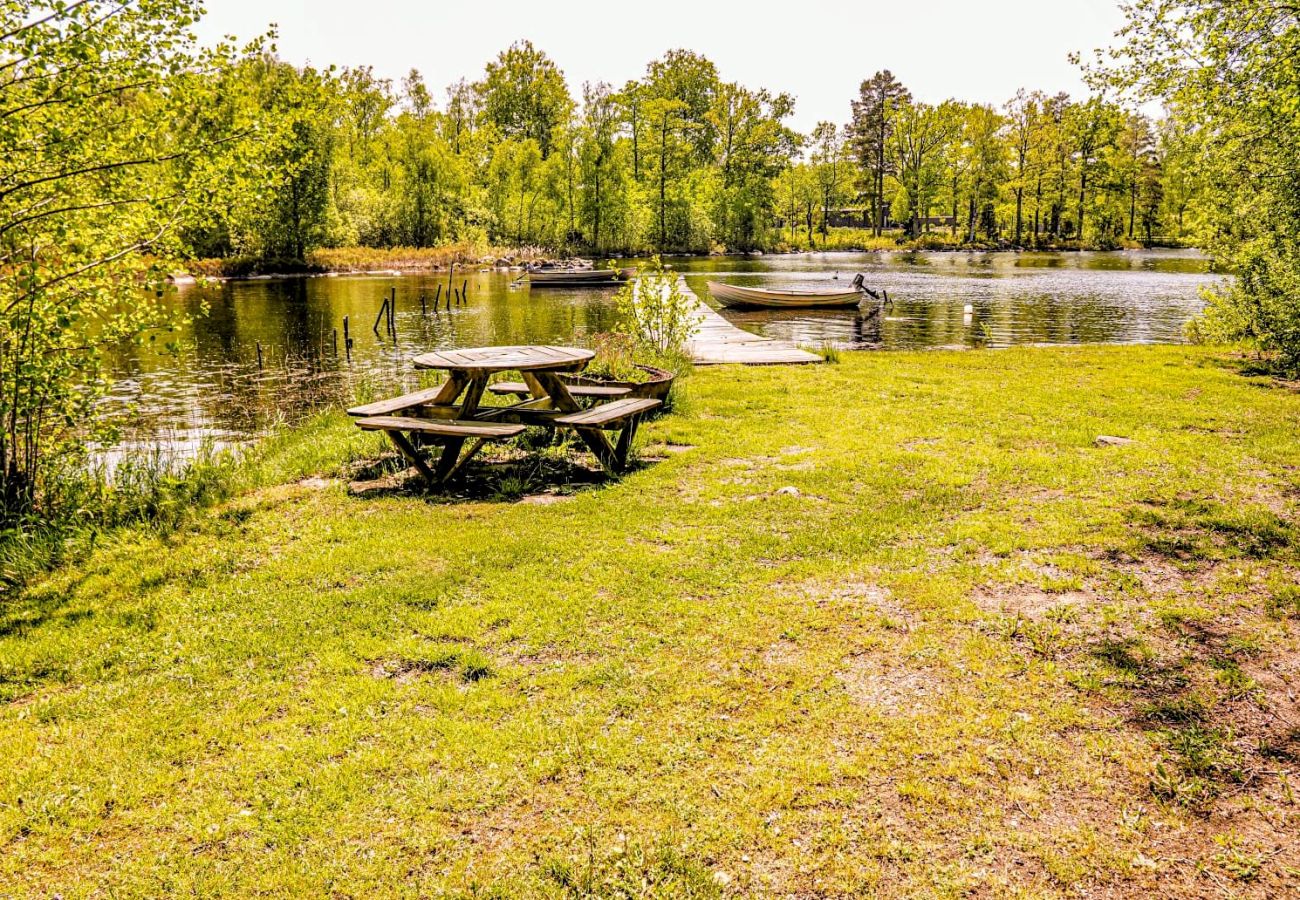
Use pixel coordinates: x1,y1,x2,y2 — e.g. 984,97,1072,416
195,0,1129,132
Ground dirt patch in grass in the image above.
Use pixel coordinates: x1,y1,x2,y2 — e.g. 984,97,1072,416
837,653,945,713
970,584,1090,620
371,647,496,684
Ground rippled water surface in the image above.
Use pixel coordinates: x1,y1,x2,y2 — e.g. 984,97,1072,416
106,250,1220,448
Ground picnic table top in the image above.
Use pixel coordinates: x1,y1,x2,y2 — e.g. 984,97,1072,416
412,345,594,373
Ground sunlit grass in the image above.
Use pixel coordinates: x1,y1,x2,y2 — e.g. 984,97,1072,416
2,345,1298,897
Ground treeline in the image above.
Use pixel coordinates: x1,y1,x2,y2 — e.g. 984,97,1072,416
181,44,1200,263
783,76,1196,250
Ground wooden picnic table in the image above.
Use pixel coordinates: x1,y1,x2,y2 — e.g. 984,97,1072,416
348,345,661,486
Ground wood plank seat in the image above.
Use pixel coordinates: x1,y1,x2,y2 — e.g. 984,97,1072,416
552,397,662,429
551,397,662,475
347,385,448,417
488,381,632,400
354,416,525,438
354,415,525,486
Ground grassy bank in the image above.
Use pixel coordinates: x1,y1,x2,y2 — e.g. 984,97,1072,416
177,231,1195,280
180,244,553,279
2,346,1298,897
773,227,1190,254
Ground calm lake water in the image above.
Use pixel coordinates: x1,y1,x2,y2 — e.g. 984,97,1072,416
106,249,1220,451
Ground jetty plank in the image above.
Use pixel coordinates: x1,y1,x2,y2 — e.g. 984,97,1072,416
678,277,821,366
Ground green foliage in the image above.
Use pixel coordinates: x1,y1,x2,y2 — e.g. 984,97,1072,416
581,332,641,382
1100,0,1300,371
614,257,697,357
150,22,1207,263
0,2,267,522
475,40,573,158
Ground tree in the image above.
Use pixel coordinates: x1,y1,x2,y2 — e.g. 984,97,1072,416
0,1,262,519
959,105,1008,242
1098,0,1300,369
1116,112,1157,240
889,100,959,237
849,71,911,236
1066,97,1119,244
474,40,573,158
1004,89,1046,245
642,98,689,252
578,82,627,252
642,50,720,166
444,78,477,155
810,122,849,243
709,83,797,250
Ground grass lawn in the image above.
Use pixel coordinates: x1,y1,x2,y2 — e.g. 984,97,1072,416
2,346,1298,898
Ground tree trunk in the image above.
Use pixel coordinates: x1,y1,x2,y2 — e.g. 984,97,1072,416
1128,178,1136,239
658,117,668,252
1014,189,1023,247
1076,171,1087,243
593,170,602,251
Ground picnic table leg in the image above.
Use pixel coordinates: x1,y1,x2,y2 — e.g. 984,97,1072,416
409,372,470,449
520,372,552,406
384,429,438,486
432,372,488,482
430,371,469,405
442,438,490,482
534,373,622,474
613,414,643,471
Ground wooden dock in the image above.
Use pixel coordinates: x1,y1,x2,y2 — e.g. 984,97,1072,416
680,278,821,366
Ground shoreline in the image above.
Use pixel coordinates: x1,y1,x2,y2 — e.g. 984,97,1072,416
171,245,1206,284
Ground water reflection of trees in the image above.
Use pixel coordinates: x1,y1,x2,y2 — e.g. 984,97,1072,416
109,273,622,444
103,254,1214,448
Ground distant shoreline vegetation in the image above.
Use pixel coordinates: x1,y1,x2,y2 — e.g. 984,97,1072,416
158,44,1201,270
174,234,1201,281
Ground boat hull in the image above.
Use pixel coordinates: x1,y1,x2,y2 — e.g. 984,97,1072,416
529,268,635,287
707,281,864,309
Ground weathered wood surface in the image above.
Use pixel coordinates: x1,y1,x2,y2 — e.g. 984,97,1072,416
413,345,593,373
354,416,526,438
553,397,662,429
678,277,821,366
488,381,631,399
346,385,449,417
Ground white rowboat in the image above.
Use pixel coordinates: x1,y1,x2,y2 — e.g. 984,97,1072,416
528,267,635,287
707,280,866,309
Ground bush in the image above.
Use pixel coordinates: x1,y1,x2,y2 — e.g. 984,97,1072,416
614,256,698,358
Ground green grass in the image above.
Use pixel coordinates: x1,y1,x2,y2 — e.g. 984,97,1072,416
2,346,1299,897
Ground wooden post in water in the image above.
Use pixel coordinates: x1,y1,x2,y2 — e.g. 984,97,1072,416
256,341,263,370
420,293,427,314
461,279,468,303
434,284,442,309
373,299,388,335
389,287,397,334
332,328,338,354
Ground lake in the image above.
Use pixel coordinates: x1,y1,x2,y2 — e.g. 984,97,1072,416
105,249,1220,452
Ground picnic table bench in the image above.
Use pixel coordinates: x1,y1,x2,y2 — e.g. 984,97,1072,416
347,345,661,487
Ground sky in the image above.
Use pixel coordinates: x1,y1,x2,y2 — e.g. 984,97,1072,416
194,0,1130,133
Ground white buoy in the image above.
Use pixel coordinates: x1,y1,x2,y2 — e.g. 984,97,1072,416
963,303,974,314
